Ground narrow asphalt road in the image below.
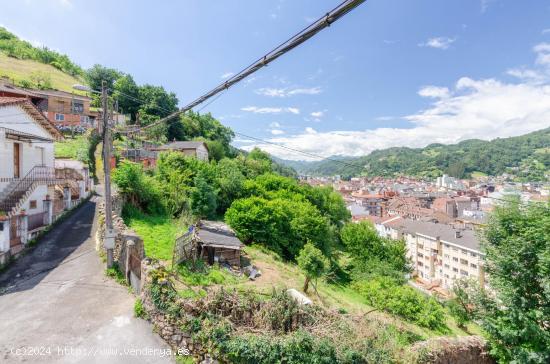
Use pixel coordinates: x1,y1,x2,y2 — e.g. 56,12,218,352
0,196,175,364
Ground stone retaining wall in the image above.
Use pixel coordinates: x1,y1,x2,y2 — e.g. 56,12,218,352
410,335,494,364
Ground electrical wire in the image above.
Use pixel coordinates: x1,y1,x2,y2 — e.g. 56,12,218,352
118,0,366,135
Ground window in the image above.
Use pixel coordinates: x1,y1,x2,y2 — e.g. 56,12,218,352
470,263,477,269
417,253,423,258
453,257,459,262
444,274,449,278
29,200,37,209
460,270,469,276
55,113,65,121
470,252,477,257
444,264,450,269
452,267,459,272
444,254,450,259
72,101,84,114
460,259,468,265
462,249,468,255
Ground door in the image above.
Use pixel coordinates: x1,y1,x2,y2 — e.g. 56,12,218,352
10,217,21,248
13,143,20,178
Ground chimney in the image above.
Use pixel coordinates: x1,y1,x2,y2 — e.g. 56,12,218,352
455,231,462,238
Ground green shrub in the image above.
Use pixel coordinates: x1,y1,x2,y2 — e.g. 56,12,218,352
134,298,148,319
220,330,339,364
353,277,447,331
105,263,127,286
112,161,165,214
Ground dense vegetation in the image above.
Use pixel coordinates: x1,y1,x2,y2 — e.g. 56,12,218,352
286,128,550,180
446,201,550,363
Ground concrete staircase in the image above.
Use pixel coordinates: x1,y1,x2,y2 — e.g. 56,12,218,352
0,180,19,200
0,166,60,218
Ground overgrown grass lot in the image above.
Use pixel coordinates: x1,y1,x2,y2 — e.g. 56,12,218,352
122,205,188,262
54,135,88,159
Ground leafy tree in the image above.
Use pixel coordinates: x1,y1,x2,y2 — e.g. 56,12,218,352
341,221,408,274
215,158,246,214
225,196,333,259
446,278,479,328
113,74,140,121
85,64,122,95
112,161,165,214
297,242,329,293
190,170,218,218
137,84,179,140
476,201,550,363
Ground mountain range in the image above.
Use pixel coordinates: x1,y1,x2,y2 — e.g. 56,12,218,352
275,127,550,181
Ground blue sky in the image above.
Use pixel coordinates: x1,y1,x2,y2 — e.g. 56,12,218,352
2,0,550,160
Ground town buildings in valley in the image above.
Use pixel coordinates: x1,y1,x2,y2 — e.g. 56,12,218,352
301,173,548,294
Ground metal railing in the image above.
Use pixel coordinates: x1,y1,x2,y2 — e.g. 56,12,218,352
0,166,57,214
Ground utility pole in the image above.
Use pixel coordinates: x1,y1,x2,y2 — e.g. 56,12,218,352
102,80,115,268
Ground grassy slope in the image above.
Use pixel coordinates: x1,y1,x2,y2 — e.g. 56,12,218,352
0,52,85,93
54,135,88,159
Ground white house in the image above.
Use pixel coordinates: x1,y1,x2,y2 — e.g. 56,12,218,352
0,97,71,265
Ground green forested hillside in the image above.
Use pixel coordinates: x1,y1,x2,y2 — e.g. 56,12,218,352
285,128,550,180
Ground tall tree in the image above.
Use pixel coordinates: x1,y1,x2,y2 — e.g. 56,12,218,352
478,201,550,363
113,74,140,121
84,64,121,94
138,84,180,140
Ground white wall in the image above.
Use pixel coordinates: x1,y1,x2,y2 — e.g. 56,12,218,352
0,105,55,191
0,220,9,253
19,185,49,214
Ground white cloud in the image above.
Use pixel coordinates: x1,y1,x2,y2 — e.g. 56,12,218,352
243,47,550,161
375,116,395,121
542,28,550,35
311,111,324,118
241,106,300,115
270,129,285,135
419,37,456,50
534,43,550,66
418,86,450,98
255,86,322,97
507,43,550,84
269,122,281,128
221,72,234,79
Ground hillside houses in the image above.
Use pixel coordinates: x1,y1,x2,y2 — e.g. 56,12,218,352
0,78,95,131
0,97,92,265
148,141,209,162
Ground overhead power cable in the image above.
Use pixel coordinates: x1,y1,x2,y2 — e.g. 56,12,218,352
119,0,366,135
234,131,366,168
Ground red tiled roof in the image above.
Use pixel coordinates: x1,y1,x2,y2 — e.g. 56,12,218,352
0,97,63,140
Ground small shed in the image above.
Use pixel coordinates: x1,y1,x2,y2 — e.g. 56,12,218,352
196,221,244,267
